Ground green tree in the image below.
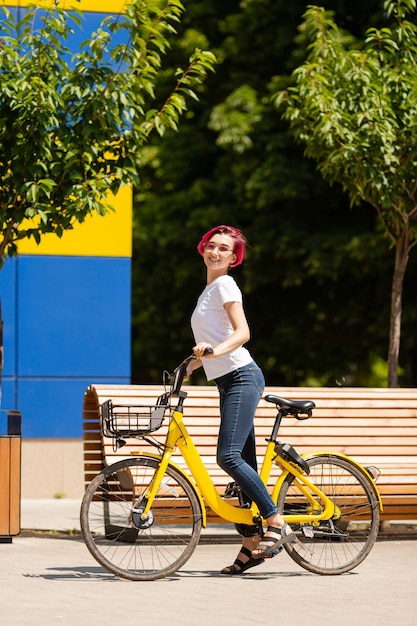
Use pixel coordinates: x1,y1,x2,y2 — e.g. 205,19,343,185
0,0,215,263
275,0,417,386
133,0,400,386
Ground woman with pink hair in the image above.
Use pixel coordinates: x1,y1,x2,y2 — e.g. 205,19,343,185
186,225,294,575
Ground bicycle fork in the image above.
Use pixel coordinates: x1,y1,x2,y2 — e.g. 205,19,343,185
130,445,175,525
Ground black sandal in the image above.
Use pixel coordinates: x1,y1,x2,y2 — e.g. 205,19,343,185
252,523,296,559
221,546,264,575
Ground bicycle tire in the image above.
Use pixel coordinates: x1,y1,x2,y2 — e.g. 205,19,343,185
277,454,380,575
80,456,203,581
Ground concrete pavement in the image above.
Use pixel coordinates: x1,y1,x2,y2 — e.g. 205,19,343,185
0,499,415,626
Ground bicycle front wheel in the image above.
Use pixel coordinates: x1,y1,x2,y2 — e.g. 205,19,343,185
277,454,380,575
80,456,203,581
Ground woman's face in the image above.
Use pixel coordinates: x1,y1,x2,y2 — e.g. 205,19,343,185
202,233,237,273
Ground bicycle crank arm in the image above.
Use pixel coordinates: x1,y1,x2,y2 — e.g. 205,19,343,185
301,525,349,540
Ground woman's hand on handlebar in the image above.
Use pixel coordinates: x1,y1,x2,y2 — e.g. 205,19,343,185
192,343,215,359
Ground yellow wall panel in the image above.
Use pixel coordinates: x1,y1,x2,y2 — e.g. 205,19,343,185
6,0,133,257
4,1,127,12
17,186,132,257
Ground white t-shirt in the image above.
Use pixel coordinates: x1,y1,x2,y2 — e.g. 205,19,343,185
191,275,252,381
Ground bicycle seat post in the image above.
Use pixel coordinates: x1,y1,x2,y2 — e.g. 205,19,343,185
270,409,285,442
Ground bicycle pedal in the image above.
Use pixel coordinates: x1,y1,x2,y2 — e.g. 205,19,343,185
302,525,315,538
223,481,241,498
267,545,283,558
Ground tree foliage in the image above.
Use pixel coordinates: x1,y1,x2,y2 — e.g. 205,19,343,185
0,0,216,263
275,0,417,386
132,0,417,388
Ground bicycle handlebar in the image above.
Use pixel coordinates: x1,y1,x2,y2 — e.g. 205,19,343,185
169,347,213,396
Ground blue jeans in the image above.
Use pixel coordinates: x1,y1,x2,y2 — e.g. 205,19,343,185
214,362,278,520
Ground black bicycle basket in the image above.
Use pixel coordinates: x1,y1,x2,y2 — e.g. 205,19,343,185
101,392,169,438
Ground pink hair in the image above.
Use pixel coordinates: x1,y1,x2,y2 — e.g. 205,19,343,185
197,225,247,268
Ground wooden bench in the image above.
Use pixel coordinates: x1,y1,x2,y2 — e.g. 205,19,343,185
83,385,417,523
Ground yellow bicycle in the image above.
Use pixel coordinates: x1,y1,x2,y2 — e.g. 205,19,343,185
80,354,382,581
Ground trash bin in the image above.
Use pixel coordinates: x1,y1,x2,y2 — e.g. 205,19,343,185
0,410,22,542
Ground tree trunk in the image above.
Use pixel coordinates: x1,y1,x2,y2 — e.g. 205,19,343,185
387,230,410,387
0,232,10,259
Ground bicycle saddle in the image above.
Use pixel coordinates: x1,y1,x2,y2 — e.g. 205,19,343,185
264,395,315,418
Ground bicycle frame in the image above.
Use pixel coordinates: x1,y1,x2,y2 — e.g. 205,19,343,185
81,355,384,581
132,393,354,528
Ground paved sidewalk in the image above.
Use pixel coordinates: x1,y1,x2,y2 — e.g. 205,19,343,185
0,500,414,625
21,499,84,533
2,534,416,626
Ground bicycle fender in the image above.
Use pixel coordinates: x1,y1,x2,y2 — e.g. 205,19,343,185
302,451,383,511
130,451,207,527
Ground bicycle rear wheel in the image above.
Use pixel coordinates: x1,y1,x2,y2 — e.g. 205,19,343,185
277,454,380,575
80,456,203,581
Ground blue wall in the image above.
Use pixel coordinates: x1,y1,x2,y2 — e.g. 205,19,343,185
0,255,131,437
